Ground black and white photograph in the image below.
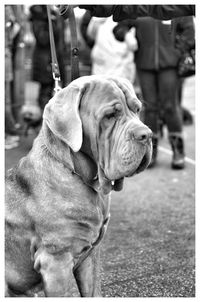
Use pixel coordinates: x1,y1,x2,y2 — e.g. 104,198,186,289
4,2,197,298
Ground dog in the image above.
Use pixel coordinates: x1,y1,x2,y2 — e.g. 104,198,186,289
5,75,152,297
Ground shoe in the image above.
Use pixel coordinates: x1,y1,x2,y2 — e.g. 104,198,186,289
182,107,193,126
5,135,20,150
148,135,158,168
169,134,185,169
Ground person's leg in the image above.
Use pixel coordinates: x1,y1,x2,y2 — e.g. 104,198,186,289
159,68,185,169
178,78,193,125
5,81,20,150
5,47,20,149
5,99,20,149
137,69,159,167
5,48,18,135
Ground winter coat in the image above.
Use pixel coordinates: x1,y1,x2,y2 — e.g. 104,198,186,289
134,17,181,70
79,5,195,22
135,17,195,70
114,16,195,71
87,17,138,83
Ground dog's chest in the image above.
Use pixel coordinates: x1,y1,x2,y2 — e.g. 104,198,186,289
30,178,110,255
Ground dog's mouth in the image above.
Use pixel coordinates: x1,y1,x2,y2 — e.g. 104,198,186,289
99,150,151,194
121,145,152,178
135,152,150,174
107,152,150,192
105,146,152,180
100,138,152,194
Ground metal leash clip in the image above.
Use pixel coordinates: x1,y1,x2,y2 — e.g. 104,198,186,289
47,5,62,94
53,76,62,94
52,71,61,94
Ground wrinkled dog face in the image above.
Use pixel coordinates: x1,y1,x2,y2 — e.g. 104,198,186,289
43,75,152,190
80,76,153,181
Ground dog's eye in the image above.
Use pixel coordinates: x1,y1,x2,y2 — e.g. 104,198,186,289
133,104,142,115
104,104,122,121
106,112,116,120
135,107,140,114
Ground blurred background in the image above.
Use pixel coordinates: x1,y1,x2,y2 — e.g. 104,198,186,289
4,5,195,297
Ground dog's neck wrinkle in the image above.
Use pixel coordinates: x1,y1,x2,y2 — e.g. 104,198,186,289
41,123,113,194
81,133,98,163
70,150,98,185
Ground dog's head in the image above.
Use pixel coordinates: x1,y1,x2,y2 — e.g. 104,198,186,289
43,75,152,194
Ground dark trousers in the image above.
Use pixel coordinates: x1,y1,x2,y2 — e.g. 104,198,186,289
137,68,183,134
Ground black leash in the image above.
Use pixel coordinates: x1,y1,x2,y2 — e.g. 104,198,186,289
46,5,61,93
47,5,80,91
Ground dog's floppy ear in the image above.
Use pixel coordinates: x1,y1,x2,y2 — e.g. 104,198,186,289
43,85,84,152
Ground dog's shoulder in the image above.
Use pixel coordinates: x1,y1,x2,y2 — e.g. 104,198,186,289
6,156,35,198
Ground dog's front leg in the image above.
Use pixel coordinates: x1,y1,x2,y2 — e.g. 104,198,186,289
73,247,102,297
34,248,74,297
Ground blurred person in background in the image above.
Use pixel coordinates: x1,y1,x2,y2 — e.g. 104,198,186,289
174,17,195,126
85,16,138,84
114,16,195,169
5,5,21,149
29,5,66,112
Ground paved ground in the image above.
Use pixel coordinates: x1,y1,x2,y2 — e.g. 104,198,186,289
5,76,195,297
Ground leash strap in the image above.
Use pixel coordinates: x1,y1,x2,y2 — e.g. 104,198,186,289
73,214,110,271
46,5,61,93
57,5,80,81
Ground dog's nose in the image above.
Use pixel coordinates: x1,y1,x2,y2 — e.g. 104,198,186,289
133,126,152,143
